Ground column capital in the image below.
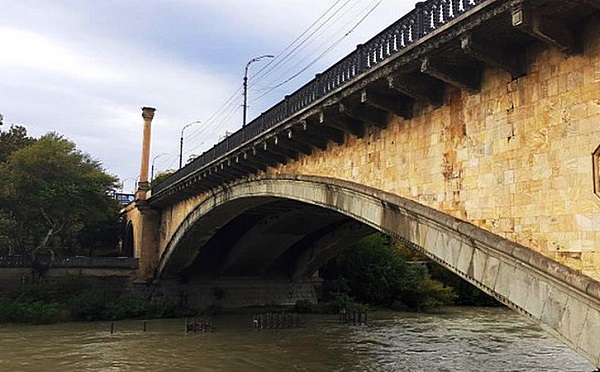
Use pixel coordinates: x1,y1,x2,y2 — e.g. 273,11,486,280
141,107,156,120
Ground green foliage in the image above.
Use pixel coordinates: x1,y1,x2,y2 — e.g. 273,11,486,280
328,292,355,313
146,297,182,318
103,297,149,320
323,234,425,306
428,263,501,306
0,125,35,164
321,234,457,310
61,290,183,321
292,299,317,314
151,170,176,188
0,278,189,324
0,282,62,324
16,281,54,303
414,277,458,309
67,289,115,320
0,299,61,324
0,128,120,258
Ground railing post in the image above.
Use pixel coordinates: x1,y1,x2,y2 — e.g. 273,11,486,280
314,73,323,99
415,1,426,39
356,44,366,74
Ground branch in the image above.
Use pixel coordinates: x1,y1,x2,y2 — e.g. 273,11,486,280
40,208,65,235
34,208,64,255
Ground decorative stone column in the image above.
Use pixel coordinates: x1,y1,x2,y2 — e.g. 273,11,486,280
137,107,156,200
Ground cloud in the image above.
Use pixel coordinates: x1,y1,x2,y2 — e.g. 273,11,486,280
0,27,122,82
0,0,419,190
0,21,237,181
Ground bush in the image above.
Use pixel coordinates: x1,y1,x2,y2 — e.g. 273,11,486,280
103,297,149,320
414,277,457,309
0,279,191,324
0,296,61,324
320,234,459,311
321,234,427,307
147,297,182,318
428,263,501,306
67,289,115,320
328,292,355,312
293,299,317,314
16,282,54,304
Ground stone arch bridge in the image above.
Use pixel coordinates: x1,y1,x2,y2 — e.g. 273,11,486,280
123,0,600,367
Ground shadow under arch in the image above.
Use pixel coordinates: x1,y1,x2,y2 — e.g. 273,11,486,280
154,175,600,367
122,221,134,258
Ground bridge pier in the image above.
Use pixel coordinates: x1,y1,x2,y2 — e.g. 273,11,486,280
136,204,160,279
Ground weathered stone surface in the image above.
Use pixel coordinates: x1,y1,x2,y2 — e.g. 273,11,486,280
525,277,550,320
494,262,516,299
577,306,600,365
455,240,475,276
558,296,589,355
541,287,569,330
482,254,501,290
470,248,488,284
508,268,530,310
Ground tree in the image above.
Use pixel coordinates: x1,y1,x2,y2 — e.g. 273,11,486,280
151,169,176,188
0,132,120,267
0,124,36,254
0,125,35,164
321,233,456,309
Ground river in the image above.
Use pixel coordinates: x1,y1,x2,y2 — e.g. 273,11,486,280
0,307,594,371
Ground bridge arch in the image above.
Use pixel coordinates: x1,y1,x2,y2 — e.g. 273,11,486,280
156,175,600,366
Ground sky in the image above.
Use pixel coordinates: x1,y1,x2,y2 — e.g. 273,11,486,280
1,0,418,193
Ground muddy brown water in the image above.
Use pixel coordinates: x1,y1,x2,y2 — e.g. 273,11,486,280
0,307,594,371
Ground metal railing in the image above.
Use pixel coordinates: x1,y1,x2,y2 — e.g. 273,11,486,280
153,0,483,195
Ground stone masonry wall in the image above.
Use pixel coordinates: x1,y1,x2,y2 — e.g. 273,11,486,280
271,17,600,278
0,267,136,297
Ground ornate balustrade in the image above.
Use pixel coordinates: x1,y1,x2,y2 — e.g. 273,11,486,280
152,0,483,195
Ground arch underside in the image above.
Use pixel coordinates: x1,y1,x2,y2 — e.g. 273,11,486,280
122,222,134,258
155,175,600,367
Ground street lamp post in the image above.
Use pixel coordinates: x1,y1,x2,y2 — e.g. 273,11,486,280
151,153,168,181
243,54,274,127
119,177,135,193
179,120,201,169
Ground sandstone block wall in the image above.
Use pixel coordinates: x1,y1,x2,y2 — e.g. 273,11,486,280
272,17,600,278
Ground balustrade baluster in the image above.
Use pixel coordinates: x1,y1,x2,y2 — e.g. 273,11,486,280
448,0,456,18
356,44,365,74
416,2,425,39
